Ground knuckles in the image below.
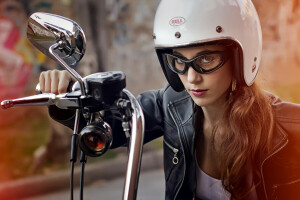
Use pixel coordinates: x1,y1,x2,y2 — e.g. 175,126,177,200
58,87,66,94
39,70,71,94
40,70,67,94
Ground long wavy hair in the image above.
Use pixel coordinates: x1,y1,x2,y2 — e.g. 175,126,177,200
196,82,275,199
221,82,275,199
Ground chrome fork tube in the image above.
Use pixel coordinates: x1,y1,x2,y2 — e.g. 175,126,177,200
122,89,145,200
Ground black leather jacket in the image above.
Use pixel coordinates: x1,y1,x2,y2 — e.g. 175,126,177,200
136,85,300,200
50,84,300,200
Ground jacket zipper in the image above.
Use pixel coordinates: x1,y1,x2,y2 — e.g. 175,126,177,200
168,104,186,200
270,178,300,200
273,178,300,189
164,140,179,165
260,138,288,200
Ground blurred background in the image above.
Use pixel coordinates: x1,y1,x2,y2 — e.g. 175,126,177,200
0,0,299,196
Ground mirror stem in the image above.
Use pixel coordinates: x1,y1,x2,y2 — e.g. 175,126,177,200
49,42,87,96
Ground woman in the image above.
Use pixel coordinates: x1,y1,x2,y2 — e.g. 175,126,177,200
40,0,300,199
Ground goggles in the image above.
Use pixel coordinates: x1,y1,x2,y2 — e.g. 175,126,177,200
164,51,230,75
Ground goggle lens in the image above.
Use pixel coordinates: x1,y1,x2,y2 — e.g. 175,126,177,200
165,51,229,74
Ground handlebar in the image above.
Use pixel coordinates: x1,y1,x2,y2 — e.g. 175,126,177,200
1,93,80,109
1,86,145,200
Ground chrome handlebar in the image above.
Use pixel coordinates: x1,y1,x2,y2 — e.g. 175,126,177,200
1,93,79,109
0,88,145,200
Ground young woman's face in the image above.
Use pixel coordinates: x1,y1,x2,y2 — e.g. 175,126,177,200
174,45,233,107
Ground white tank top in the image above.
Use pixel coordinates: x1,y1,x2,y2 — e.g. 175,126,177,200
196,163,231,200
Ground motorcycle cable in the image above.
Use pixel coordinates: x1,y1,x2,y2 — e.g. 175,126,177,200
70,109,81,200
70,140,77,200
80,151,87,200
78,111,93,200
70,160,75,200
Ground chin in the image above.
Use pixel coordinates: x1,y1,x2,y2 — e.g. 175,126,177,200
191,94,228,108
191,98,213,107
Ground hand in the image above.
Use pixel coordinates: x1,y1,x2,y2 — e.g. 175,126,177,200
39,70,74,94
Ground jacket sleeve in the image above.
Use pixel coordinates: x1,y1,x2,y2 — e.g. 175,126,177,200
137,88,165,144
48,87,166,148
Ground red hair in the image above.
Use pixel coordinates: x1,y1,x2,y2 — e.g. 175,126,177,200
205,82,274,199
220,83,274,199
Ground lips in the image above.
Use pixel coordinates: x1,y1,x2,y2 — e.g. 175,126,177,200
190,89,208,97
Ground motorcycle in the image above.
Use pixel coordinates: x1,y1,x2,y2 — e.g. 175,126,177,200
1,12,145,200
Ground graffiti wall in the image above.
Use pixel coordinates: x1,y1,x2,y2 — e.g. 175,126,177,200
0,0,35,99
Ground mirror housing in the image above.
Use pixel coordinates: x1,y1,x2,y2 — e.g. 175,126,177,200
27,12,86,67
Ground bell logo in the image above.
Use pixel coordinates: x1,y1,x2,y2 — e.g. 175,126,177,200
169,17,186,26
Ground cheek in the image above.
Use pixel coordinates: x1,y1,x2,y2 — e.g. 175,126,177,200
178,74,187,87
211,63,233,90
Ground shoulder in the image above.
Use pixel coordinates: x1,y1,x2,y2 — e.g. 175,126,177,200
265,92,300,194
137,84,193,126
266,91,300,123
266,91,300,140
138,84,190,106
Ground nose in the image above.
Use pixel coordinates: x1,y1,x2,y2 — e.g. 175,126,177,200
186,65,202,83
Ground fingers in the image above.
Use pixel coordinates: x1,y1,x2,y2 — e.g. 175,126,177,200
39,70,72,94
39,72,45,93
58,70,72,94
50,70,59,94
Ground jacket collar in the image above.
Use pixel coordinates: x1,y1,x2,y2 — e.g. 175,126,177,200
168,90,194,125
262,92,289,160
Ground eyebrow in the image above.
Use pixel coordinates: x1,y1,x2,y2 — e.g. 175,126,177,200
172,49,216,58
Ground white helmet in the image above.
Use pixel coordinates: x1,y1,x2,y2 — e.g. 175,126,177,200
153,0,262,92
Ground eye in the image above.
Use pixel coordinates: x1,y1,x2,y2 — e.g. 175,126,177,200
201,55,215,64
197,53,221,66
175,58,184,65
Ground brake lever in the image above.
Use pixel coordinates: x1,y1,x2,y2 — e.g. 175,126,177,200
1,92,81,110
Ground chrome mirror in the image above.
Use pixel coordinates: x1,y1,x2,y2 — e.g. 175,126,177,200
27,12,87,95
27,12,86,67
